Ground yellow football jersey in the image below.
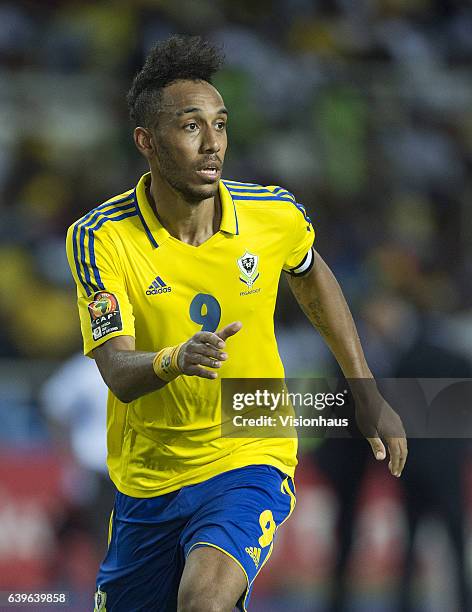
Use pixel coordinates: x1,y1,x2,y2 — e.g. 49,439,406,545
66,172,315,496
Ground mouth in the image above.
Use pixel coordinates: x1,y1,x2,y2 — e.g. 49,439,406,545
195,164,221,183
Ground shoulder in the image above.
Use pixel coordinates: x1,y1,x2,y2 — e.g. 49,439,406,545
221,179,310,228
66,188,137,245
221,179,296,208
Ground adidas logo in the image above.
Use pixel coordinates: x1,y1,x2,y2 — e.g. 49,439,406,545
245,546,261,569
146,275,172,295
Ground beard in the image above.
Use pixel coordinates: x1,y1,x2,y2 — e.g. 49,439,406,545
165,171,219,203
155,145,221,204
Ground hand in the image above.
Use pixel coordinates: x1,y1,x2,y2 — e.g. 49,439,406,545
177,322,243,380
353,385,408,477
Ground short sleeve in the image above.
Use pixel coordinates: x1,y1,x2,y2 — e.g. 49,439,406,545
279,193,315,276
66,223,135,356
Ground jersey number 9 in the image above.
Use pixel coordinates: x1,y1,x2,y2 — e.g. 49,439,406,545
189,293,221,332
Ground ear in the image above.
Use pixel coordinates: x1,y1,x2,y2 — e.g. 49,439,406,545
134,127,155,160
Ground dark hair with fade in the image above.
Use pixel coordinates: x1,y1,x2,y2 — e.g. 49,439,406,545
127,35,225,128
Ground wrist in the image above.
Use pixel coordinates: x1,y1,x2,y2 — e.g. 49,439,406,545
152,343,184,382
347,377,379,404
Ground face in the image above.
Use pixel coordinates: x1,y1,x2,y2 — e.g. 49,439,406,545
136,79,228,203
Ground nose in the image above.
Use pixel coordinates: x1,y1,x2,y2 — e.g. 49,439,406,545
200,125,221,154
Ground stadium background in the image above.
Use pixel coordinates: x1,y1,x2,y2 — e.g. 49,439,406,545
0,0,471,610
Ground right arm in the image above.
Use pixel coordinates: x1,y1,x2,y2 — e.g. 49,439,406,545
93,335,165,403
66,223,241,403
93,322,242,403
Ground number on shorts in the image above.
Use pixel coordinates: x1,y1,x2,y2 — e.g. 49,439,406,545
189,293,221,332
258,509,276,548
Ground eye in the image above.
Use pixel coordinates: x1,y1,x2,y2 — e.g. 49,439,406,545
184,122,198,131
215,121,226,130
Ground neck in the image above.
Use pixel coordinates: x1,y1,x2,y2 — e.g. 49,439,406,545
146,170,220,247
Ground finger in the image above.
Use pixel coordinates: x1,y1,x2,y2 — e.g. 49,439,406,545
193,343,228,361
389,438,408,477
216,321,243,342
398,438,408,475
367,436,386,461
194,331,226,349
188,365,218,380
188,353,222,369
386,437,403,476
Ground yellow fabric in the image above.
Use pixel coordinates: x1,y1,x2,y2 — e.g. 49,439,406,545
66,173,315,497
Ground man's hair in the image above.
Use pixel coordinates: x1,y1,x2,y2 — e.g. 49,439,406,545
127,35,225,128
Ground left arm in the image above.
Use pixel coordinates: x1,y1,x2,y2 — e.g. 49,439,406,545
288,248,408,477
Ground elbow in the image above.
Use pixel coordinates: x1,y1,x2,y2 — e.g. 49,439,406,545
94,349,140,404
112,386,136,404
106,378,136,404
114,390,134,404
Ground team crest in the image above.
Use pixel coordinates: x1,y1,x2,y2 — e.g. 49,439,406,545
94,586,107,611
237,252,259,288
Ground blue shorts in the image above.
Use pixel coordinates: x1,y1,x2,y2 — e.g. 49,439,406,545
94,465,296,611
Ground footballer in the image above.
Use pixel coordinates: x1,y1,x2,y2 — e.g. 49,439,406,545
66,36,407,612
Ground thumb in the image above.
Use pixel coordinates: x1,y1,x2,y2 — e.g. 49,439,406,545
367,436,386,461
216,321,243,342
